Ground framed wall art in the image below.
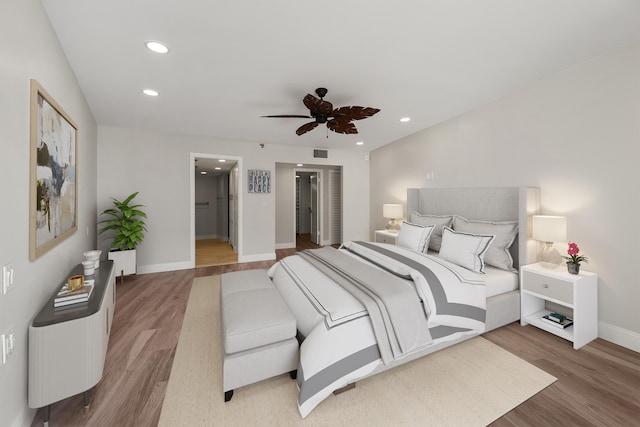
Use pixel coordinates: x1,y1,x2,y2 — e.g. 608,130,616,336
29,79,78,260
248,169,271,193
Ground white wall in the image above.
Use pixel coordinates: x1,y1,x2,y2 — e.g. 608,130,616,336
97,126,370,269
0,1,98,425
370,42,640,351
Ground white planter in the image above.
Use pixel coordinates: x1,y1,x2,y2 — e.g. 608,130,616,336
108,249,137,276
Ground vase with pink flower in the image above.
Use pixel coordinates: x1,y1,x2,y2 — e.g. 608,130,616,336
563,242,588,274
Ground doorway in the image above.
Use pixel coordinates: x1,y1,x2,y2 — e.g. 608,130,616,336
191,154,242,267
296,171,321,245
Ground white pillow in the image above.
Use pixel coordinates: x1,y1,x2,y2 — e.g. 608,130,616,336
439,227,495,273
396,221,434,253
409,212,453,252
452,216,518,271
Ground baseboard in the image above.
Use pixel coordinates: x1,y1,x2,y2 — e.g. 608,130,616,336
239,252,276,263
275,242,296,250
14,406,34,427
599,321,640,353
138,261,193,274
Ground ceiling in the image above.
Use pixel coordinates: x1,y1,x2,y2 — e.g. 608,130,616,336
41,1,640,152
194,157,236,177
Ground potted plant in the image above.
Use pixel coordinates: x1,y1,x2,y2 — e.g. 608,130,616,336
563,242,588,274
98,191,147,277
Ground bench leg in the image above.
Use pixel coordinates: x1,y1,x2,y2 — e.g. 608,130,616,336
224,390,234,402
289,370,297,380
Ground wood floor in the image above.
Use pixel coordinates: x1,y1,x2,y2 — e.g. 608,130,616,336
195,238,237,267
31,237,640,426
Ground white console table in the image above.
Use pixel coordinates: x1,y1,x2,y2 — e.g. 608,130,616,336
29,260,116,425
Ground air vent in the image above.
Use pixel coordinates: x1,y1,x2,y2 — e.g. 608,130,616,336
313,149,328,159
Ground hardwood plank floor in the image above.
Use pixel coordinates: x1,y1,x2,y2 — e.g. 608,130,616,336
31,239,640,426
195,238,238,267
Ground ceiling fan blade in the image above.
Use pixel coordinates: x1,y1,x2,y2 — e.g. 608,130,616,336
303,94,333,116
327,118,358,134
331,106,380,121
296,121,319,136
261,115,312,118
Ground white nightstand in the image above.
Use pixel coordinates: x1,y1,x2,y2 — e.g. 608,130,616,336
520,262,598,349
374,229,398,244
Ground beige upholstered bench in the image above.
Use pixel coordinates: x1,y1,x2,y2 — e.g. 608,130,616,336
220,269,298,402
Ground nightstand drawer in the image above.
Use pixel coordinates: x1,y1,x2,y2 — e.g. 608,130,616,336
374,230,398,244
377,235,395,244
522,270,573,304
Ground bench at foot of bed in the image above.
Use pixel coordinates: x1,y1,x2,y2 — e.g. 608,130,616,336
220,270,299,402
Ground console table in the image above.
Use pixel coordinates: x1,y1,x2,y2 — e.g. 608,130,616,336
29,260,116,425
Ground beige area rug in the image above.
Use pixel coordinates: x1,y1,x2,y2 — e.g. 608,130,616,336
158,276,556,427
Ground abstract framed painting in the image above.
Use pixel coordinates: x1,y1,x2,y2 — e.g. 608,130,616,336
29,80,78,260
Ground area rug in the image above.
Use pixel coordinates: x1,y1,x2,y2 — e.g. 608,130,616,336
158,275,556,427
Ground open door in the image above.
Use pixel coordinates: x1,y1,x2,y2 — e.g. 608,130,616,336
310,173,320,244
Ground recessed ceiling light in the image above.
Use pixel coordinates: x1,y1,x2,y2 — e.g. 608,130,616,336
400,117,411,122
215,167,221,170
145,41,169,54
142,89,159,97
297,163,303,167
356,141,364,146
218,159,226,163
200,171,207,175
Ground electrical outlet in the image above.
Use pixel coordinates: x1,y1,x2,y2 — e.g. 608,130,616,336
2,263,15,294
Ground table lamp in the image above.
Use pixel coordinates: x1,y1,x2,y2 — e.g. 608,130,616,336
383,204,403,232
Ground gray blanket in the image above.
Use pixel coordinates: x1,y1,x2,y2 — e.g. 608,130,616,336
299,247,432,364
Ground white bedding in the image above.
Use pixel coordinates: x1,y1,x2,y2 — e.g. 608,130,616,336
268,241,488,417
483,264,519,297
427,249,519,297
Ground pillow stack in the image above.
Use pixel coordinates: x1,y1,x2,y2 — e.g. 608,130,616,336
396,221,434,253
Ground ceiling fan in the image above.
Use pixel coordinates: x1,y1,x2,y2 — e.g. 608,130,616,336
262,88,380,136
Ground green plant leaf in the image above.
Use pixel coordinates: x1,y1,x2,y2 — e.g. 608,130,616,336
98,192,147,251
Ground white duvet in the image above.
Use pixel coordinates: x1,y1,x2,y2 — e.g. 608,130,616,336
268,241,487,417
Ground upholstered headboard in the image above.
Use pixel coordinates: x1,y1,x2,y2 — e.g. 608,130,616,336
406,187,540,268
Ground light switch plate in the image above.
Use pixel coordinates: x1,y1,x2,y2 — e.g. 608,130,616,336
2,264,14,294
1,327,15,365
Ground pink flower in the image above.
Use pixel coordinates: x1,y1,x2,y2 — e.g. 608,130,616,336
567,242,580,256
564,242,588,264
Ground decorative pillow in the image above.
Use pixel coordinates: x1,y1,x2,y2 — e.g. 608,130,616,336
439,227,495,273
452,216,519,271
396,221,434,253
409,212,453,252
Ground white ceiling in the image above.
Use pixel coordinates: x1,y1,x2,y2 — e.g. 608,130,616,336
41,1,640,152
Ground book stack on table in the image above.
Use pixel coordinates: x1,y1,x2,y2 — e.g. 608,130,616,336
541,312,573,329
54,280,95,308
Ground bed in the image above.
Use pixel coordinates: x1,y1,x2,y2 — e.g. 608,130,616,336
268,187,540,417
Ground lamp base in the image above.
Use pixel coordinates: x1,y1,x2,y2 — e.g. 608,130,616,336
385,219,401,232
538,242,562,266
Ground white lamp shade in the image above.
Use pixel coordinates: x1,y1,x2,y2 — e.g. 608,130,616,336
383,204,403,219
532,215,567,242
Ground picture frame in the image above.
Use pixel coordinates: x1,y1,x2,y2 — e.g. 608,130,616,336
29,79,78,260
248,169,271,193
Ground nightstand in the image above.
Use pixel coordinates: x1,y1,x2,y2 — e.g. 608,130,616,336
520,262,597,349
374,229,398,244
